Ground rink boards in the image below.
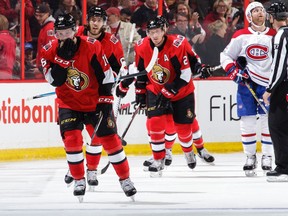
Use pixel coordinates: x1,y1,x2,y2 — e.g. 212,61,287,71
0,80,264,160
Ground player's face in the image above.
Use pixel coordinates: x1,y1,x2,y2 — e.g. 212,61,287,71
251,6,266,26
55,28,75,41
89,16,104,35
147,28,165,47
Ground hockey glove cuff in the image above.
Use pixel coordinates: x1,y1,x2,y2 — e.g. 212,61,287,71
135,88,146,109
227,66,249,84
96,96,114,117
116,82,129,98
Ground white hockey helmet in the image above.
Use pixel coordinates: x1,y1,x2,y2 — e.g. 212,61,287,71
245,1,265,23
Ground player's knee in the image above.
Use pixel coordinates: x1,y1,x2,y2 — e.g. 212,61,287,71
63,130,83,152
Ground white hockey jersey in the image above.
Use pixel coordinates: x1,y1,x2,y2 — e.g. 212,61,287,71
220,27,276,86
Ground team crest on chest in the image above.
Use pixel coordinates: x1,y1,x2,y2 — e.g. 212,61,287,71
66,67,89,91
150,64,170,84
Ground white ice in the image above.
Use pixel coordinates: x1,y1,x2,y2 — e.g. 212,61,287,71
0,153,288,216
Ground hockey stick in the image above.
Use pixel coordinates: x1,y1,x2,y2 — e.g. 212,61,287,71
100,105,141,174
26,91,55,101
121,105,141,143
118,47,159,81
125,23,135,63
244,80,268,115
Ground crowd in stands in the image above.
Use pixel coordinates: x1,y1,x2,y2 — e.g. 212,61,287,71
0,0,276,80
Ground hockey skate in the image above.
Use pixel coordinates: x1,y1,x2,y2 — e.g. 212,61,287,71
184,151,197,169
261,155,272,175
243,155,257,177
148,159,165,177
64,170,74,187
197,148,215,165
87,169,98,191
165,148,173,166
73,178,86,203
143,157,154,171
120,177,137,201
267,170,288,182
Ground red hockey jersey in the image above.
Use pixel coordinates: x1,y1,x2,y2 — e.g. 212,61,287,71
135,35,195,101
77,26,125,74
40,36,113,112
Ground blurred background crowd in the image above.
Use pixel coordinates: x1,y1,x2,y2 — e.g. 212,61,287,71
0,0,282,80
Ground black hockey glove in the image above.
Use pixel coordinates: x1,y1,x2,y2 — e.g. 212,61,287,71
95,96,113,118
199,66,212,79
156,83,178,109
57,38,78,60
135,89,146,109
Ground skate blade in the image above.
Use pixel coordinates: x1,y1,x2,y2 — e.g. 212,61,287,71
130,195,136,202
150,170,163,178
267,175,288,182
88,185,97,192
77,196,84,203
245,170,257,177
262,170,271,176
201,159,215,166
66,181,73,188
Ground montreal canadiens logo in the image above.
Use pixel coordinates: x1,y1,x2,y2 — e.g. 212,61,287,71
66,67,89,91
246,45,269,61
151,64,170,84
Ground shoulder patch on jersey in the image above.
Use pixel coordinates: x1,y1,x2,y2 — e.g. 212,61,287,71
43,41,52,51
136,38,144,46
110,34,119,44
87,37,97,44
173,35,184,48
47,30,54,37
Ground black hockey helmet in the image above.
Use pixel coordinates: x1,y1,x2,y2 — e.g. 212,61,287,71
88,6,107,21
267,2,288,21
54,14,76,31
147,16,167,31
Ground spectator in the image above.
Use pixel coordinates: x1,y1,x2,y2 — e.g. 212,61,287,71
120,8,132,22
0,0,19,23
194,20,228,76
23,0,35,43
131,0,168,37
24,42,44,79
106,6,141,64
54,0,82,25
167,12,205,46
87,0,99,10
34,2,55,68
0,14,16,79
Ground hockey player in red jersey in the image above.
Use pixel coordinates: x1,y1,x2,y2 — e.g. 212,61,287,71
220,1,276,177
64,6,132,187
131,16,212,176
40,14,136,202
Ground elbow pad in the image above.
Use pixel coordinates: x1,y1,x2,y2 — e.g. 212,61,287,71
50,64,68,87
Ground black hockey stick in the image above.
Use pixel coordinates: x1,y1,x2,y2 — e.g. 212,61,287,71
100,106,141,174
121,105,141,144
192,65,223,79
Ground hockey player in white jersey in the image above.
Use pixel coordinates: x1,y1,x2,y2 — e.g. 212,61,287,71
220,1,276,177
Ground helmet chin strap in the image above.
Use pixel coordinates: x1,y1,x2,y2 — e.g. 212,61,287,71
251,20,266,29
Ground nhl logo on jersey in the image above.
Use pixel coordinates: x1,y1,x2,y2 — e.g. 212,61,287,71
151,64,170,84
66,67,89,91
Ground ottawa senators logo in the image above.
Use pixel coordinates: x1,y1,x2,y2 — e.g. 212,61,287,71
107,117,115,129
186,109,194,119
66,67,89,91
150,64,170,84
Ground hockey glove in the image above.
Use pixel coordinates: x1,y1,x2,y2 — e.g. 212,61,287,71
156,83,178,109
199,66,212,79
116,80,130,98
95,96,113,117
57,38,78,60
135,88,146,109
227,66,249,84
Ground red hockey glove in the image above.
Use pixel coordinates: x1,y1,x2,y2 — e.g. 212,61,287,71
227,66,249,84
